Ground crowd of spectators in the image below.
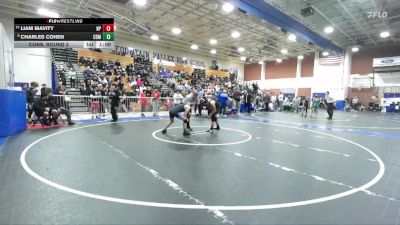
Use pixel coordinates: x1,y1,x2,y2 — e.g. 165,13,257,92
25,81,75,126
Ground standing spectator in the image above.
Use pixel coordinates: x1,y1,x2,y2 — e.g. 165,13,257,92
136,77,143,87
60,69,66,86
352,96,360,111
67,58,73,69
140,89,148,117
263,93,271,112
26,81,39,123
40,83,47,96
271,94,277,110
218,90,229,115
195,88,205,116
173,90,183,106
312,95,321,116
152,89,161,116
243,90,252,114
233,88,241,114
278,92,284,111
109,83,121,122
300,97,309,117
324,91,335,120
68,69,77,88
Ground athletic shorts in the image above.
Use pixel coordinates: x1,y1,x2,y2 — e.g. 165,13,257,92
169,112,180,119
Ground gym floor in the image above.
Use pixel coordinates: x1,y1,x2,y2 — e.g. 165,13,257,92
1,111,400,225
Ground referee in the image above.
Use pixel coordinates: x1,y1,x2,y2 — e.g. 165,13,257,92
324,91,335,120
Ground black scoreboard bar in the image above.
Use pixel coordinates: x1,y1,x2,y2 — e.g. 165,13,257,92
15,32,103,41
14,18,114,24
14,18,115,48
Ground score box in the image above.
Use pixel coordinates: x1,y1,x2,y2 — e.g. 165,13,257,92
102,32,114,41
102,24,114,32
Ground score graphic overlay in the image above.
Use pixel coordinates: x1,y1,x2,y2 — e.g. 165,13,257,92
14,18,115,49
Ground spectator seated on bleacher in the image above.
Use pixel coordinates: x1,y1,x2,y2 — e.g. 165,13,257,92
83,66,94,77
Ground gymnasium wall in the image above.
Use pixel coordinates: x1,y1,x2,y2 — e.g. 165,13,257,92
351,45,400,75
0,18,53,87
301,55,314,77
246,52,349,100
350,45,400,88
244,63,261,80
265,58,297,79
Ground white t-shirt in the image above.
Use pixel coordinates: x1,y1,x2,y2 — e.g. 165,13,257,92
278,94,284,101
68,71,76,79
326,96,335,103
173,93,183,104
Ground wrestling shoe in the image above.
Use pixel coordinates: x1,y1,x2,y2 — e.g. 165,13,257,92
162,129,167,134
183,129,191,136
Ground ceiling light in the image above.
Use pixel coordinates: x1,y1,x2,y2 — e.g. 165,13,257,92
258,60,263,65
288,34,296,42
276,59,282,63
231,31,240,38
281,49,288,54
240,56,246,61
298,55,304,60
172,27,182,35
351,47,359,52
191,44,198,50
322,51,329,56
237,47,245,52
209,39,218,45
324,26,334,34
210,49,217,54
37,8,59,18
222,2,234,13
41,0,54,2
150,34,159,41
380,31,390,38
133,0,147,7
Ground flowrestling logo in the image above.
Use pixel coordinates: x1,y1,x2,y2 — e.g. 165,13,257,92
367,11,388,18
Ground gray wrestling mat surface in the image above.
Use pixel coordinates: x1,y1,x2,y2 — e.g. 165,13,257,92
1,111,400,224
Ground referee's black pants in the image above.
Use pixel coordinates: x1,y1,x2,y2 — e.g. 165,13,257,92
111,104,118,121
327,103,334,119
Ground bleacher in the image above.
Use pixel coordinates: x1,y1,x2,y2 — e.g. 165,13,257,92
77,49,133,69
51,48,89,113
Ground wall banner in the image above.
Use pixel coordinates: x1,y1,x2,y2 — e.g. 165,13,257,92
115,45,205,68
373,56,400,68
